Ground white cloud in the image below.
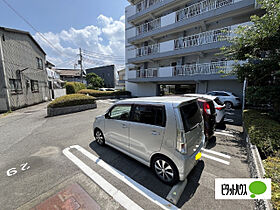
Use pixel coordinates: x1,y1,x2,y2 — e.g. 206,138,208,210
33,15,125,69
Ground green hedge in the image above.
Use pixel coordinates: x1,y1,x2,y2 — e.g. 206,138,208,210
65,82,86,94
263,156,280,210
48,94,96,108
78,89,131,97
243,109,280,157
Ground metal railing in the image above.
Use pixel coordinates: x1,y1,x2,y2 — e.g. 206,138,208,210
173,61,233,76
174,27,231,49
136,68,158,78
134,0,237,36
136,18,161,35
136,43,160,57
136,0,163,13
176,0,234,22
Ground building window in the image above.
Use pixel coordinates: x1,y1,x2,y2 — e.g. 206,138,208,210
36,57,43,70
9,79,22,94
31,80,39,92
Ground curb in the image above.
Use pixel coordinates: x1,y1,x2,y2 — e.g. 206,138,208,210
244,130,272,210
47,103,97,117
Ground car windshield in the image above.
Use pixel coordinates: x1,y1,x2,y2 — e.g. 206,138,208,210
232,93,238,97
180,101,202,132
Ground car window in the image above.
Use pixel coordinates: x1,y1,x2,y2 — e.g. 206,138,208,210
180,102,202,132
109,105,132,121
132,105,166,127
214,98,224,105
216,92,229,96
207,92,215,96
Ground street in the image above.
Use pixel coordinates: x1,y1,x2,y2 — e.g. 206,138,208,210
0,101,254,210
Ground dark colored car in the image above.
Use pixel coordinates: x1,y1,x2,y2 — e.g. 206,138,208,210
196,98,216,140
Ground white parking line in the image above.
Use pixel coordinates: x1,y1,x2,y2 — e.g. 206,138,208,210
215,131,235,137
224,118,234,123
201,153,230,165
201,148,231,159
63,147,143,210
68,145,179,210
215,129,233,134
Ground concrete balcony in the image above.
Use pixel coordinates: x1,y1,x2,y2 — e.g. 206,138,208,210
127,61,237,82
127,0,187,24
128,25,235,63
127,0,256,44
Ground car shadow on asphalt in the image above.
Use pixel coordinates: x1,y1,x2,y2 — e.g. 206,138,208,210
89,141,204,207
177,160,205,208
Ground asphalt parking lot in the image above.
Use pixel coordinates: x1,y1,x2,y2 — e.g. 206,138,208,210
0,100,254,210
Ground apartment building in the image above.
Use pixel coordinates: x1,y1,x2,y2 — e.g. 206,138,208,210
0,27,50,112
125,0,261,97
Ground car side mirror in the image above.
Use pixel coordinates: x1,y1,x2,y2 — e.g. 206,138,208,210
105,112,110,119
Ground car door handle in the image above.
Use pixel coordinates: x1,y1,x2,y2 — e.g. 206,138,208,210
122,124,127,128
152,130,160,135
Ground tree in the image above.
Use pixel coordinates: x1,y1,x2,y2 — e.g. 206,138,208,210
86,73,104,89
222,0,280,112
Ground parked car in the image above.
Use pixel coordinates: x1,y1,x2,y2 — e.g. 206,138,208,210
93,97,205,185
184,95,216,140
207,91,241,109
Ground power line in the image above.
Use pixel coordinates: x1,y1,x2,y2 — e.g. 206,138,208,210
82,53,125,62
1,0,71,58
82,49,124,59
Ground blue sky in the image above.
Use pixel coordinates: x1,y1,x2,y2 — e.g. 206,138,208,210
0,0,129,69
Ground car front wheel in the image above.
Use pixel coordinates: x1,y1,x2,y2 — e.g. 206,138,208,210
152,156,179,185
94,129,105,146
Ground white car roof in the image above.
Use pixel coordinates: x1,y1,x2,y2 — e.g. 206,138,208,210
116,96,197,107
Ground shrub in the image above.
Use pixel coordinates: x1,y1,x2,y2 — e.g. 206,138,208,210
48,94,95,108
65,82,86,94
78,89,131,97
263,156,280,210
243,109,280,157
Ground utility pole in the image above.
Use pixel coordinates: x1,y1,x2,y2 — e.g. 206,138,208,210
79,48,83,82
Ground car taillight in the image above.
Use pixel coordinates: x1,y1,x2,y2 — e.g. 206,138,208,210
216,106,224,110
203,102,211,115
176,130,187,154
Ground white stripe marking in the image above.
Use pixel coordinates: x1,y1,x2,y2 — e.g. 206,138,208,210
201,153,230,165
215,129,233,134
70,145,179,210
224,118,234,123
63,147,143,210
215,131,235,137
202,148,231,159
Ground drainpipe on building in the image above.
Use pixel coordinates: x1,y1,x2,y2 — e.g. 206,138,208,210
0,35,11,111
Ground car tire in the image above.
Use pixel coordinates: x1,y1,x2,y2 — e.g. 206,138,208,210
152,156,179,185
94,129,105,146
225,101,233,109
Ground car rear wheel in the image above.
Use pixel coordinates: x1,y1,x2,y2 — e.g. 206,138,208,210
94,129,105,146
225,101,233,109
152,156,179,185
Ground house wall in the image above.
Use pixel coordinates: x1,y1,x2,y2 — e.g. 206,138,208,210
0,29,50,111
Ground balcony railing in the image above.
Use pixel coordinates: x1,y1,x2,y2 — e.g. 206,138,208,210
136,43,160,57
136,68,158,78
176,0,235,22
174,27,231,49
136,18,161,35
173,61,233,76
136,0,163,13
134,0,241,37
